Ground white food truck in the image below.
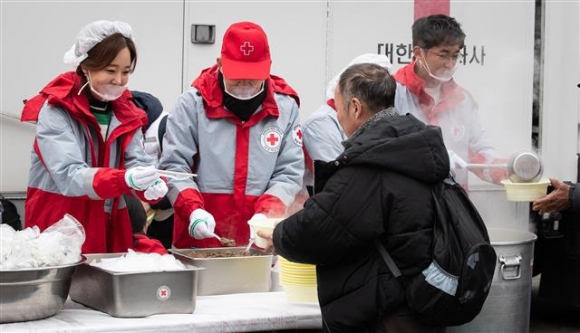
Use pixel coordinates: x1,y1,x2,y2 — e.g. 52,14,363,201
0,1,579,331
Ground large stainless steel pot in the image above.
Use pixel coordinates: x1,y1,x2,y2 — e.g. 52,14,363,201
448,229,537,333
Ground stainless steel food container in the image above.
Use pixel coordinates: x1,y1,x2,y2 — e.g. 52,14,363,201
69,253,202,317
0,261,82,323
172,247,273,296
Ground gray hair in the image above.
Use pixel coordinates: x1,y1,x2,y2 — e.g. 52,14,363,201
337,63,396,114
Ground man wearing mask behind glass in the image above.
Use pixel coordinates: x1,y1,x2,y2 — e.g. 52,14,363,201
158,21,304,249
394,14,508,189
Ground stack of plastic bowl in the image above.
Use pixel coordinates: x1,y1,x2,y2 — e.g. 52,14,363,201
278,256,318,303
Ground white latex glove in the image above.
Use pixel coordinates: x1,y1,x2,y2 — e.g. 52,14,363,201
448,150,467,171
189,209,216,240
125,166,158,190
144,179,168,200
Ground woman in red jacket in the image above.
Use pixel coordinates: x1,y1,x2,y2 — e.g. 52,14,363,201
21,20,167,254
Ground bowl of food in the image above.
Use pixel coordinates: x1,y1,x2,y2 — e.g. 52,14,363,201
0,260,83,323
248,217,283,248
501,178,550,202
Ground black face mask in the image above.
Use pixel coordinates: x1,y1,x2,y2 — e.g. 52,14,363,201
219,72,267,122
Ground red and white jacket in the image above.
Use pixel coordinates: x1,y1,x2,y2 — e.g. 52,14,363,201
159,65,304,248
394,62,506,187
21,72,161,254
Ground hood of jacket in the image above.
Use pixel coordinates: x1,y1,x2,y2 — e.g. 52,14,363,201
337,108,449,185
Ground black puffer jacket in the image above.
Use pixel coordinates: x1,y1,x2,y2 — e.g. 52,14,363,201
273,110,450,332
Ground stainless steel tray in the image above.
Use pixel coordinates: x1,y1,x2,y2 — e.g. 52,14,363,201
69,253,202,317
172,247,273,296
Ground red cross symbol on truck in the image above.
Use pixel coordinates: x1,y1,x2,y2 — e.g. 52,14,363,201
266,133,280,146
240,41,254,56
160,289,167,297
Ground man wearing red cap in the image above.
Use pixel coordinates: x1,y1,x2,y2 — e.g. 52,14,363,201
158,21,304,249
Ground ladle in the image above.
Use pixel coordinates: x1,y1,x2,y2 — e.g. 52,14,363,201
449,150,542,183
210,233,236,247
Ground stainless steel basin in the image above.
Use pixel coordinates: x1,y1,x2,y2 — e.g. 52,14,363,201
0,261,81,323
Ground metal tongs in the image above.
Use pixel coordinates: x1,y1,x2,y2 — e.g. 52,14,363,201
156,169,197,180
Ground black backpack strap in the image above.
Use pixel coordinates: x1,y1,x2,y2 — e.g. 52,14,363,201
158,115,168,151
374,239,402,278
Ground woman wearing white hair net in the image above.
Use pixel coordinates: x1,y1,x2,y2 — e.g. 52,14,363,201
297,54,392,200
20,20,168,254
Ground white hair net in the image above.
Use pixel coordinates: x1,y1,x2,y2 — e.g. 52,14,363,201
325,53,393,100
63,20,134,67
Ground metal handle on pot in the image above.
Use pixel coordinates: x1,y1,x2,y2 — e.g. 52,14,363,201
499,255,522,280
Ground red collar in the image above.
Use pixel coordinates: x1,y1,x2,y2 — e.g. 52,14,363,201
394,62,466,122
326,99,336,111
191,65,300,125
21,71,146,130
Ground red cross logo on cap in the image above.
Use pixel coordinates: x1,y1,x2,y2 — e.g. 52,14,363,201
240,41,255,56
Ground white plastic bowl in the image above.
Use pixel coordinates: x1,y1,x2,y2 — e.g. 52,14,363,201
248,218,282,248
501,178,550,202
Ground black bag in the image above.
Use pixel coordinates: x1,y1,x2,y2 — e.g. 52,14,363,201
0,197,22,231
375,177,497,327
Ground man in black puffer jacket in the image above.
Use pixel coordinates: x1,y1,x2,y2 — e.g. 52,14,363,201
268,63,450,332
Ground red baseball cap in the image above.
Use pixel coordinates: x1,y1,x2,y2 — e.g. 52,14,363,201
221,22,271,80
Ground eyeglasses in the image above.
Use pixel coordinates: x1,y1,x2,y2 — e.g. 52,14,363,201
424,49,465,62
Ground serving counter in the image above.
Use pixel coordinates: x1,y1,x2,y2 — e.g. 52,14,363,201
0,292,322,332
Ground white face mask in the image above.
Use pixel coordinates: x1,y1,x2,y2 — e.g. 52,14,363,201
83,72,127,101
419,51,458,83
223,78,264,100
